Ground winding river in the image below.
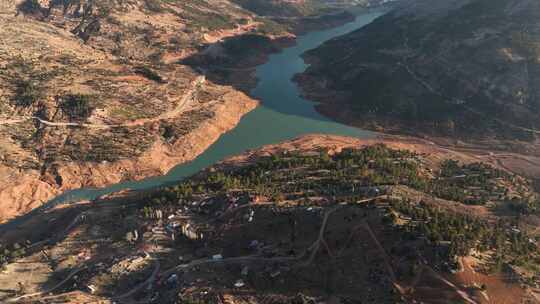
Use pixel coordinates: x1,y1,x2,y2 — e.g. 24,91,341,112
48,9,385,206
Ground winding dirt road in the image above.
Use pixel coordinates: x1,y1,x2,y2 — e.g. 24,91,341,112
0,76,205,129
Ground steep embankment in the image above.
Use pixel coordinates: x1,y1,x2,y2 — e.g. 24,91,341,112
0,0,271,223
296,0,540,153
0,89,257,223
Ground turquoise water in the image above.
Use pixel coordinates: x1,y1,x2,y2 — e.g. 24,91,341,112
48,9,385,206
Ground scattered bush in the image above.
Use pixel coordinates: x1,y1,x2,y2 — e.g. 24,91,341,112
59,94,95,121
144,0,164,13
13,79,42,107
17,0,43,15
134,66,165,83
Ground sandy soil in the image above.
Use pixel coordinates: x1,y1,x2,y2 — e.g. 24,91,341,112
454,257,527,304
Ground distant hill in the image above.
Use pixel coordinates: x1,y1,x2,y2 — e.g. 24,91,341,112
231,0,374,18
231,0,391,18
297,0,540,147
232,0,323,17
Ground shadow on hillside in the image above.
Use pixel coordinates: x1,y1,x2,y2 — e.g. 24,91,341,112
179,32,346,126
180,33,295,95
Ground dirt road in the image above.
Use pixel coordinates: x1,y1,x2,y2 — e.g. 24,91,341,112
0,76,205,129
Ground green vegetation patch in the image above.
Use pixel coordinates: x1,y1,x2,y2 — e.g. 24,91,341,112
137,144,538,284
12,79,42,107
59,94,96,121
109,105,148,121
148,144,527,207
16,0,43,15
133,66,165,83
391,200,539,274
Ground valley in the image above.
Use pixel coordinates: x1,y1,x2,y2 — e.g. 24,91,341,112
0,1,539,303
0,0,385,223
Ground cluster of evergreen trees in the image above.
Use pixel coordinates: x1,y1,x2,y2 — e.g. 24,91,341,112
145,145,525,211
59,94,95,121
390,200,538,273
136,145,538,276
0,242,29,269
149,145,423,204
429,160,513,205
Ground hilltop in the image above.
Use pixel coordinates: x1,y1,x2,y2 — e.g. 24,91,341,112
0,135,538,303
296,0,540,154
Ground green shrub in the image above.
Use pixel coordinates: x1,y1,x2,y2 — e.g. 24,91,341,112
144,0,164,13
17,0,42,15
13,79,42,107
134,66,165,83
59,94,95,121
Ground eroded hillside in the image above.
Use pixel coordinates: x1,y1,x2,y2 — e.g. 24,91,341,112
0,0,387,223
232,0,385,18
0,0,302,223
0,135,538,303
296,0,540,152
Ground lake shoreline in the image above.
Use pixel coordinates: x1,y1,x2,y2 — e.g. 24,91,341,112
0,8,385,225
0,88,258,224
